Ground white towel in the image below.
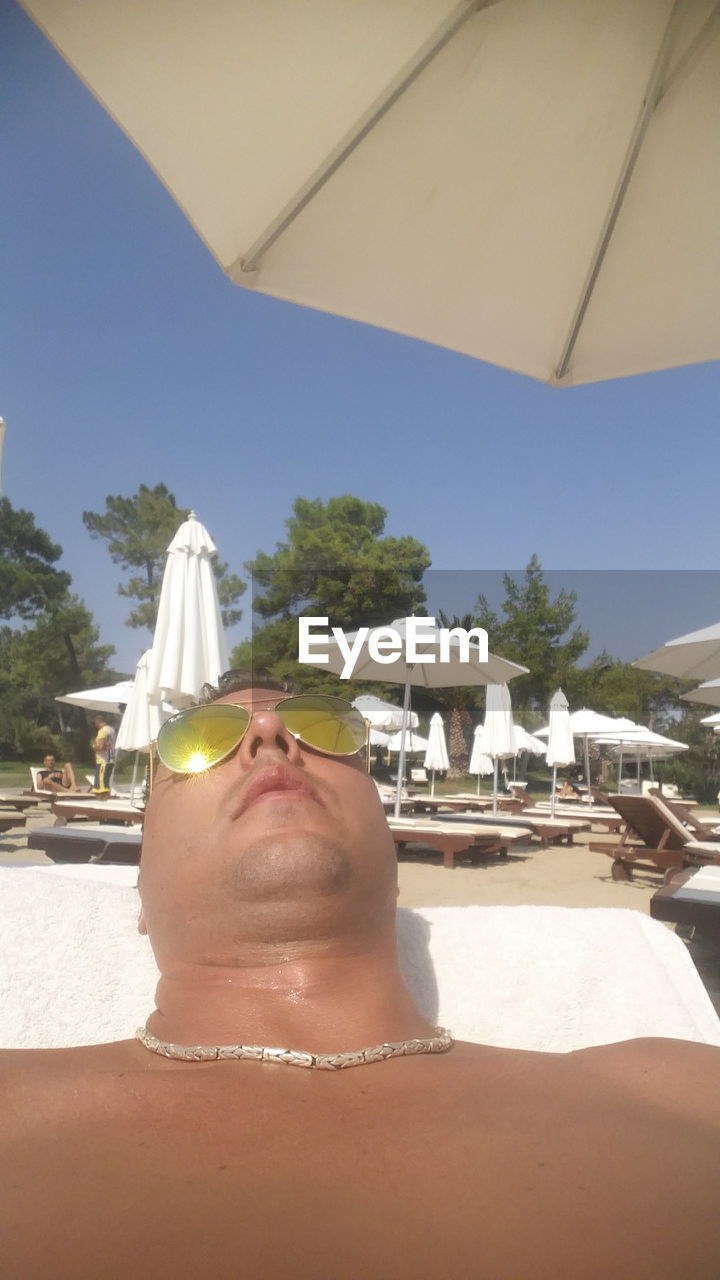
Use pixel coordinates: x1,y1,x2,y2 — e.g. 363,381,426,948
2,865,719,1051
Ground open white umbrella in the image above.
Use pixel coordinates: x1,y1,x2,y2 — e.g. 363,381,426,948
593,725,688,789
635,620,720,683
304,616,526,816
351,696,418,730
483,684,516,816
56,680,134,714
682,677,720,708
387,731,429,754
22,1,720,387
545,690,575,816
468,725,494,795
424,712,449,797
145,512,228,707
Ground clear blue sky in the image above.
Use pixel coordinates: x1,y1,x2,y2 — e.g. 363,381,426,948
2,0,720,679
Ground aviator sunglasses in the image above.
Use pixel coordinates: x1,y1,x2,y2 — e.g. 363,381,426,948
155,694,368,776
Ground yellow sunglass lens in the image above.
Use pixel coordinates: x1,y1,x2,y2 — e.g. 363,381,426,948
281,698,366,755
158,706,249,772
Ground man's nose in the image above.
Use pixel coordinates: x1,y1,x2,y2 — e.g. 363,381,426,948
237,709,304,764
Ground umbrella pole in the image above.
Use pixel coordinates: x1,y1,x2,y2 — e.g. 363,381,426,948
551,766,557,817
129,752,139,805
584,736,592,806
492,759,498,815
617,750,623,791
476,772,480,796
393,674,413,820
430,769,436,798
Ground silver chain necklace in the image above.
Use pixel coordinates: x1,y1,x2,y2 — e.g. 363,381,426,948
135,1024,453,1070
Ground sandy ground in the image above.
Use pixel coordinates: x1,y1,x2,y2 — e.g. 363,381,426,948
3,799,719,1014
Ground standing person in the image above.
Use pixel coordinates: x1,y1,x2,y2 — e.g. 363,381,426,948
91,714,116,795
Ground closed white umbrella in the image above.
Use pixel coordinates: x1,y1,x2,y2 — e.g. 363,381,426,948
23,1,720,387
469,725,494,795
115,650,176,801
545,690,575,817
146,512,228,707
483,684,516,816
424,712,449,797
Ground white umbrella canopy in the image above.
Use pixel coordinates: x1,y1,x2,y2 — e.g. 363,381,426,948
545,689,575,815
21,0,720,387
513,726,547,754
387,731,429,754
351,695,418,730
56,680,135,714
682,678,720,708
700,710,720,725
593,725,689,788
424,712,449,797
145,513,228,707
483,684,516,815
635,619,720,682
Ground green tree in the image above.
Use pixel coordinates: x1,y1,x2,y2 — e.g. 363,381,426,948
0,497,71,618
653,706,720,805
238,496,431,689
475,556,589,717
83,483,245,631
573,652,685,727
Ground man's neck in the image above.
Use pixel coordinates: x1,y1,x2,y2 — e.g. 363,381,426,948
145,934,434,1053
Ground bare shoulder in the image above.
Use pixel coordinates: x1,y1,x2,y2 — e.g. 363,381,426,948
0,1042,138,1127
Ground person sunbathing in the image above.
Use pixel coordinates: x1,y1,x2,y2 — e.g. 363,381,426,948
36,752,80,793
2,671,719,1279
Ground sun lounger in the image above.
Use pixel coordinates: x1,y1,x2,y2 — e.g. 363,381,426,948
4,867,720,1051
51,798,145,827
647,791,720,841
27,823,142,864
387,817,532,869
406,795,494,814
507,784,623,832
0,811,28,834
0,794,43,812
589,793,720,881
434,810,591,847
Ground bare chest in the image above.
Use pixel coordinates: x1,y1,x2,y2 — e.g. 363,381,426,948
4,1067,720,1280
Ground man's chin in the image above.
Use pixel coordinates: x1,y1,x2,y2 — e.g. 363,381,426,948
228,833,352,902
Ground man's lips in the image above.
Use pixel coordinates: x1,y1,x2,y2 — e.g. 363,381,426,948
233,764,321,817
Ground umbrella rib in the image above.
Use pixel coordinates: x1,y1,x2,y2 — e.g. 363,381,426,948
232,0,493,277
553,0,683,385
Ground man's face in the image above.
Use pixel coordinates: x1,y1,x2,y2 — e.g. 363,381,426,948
139,689,397,966
43,755,55,769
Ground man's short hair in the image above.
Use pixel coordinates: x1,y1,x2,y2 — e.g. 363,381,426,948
198,668,299,705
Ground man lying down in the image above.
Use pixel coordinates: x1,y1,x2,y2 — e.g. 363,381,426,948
2,671,719,1279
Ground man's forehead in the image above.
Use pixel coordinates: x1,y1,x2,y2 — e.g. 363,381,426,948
213,687,285,710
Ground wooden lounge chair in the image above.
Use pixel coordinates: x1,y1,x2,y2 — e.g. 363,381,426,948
0,810,28,834
435,810,591,848
387,817,532,869
505,784,622,834
647,790,720,841
406,795,494,814
27,823,142,865
51,798,145,827
590,793,720,881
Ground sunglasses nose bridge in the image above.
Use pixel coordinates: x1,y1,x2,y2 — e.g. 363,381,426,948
238,707,304,764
